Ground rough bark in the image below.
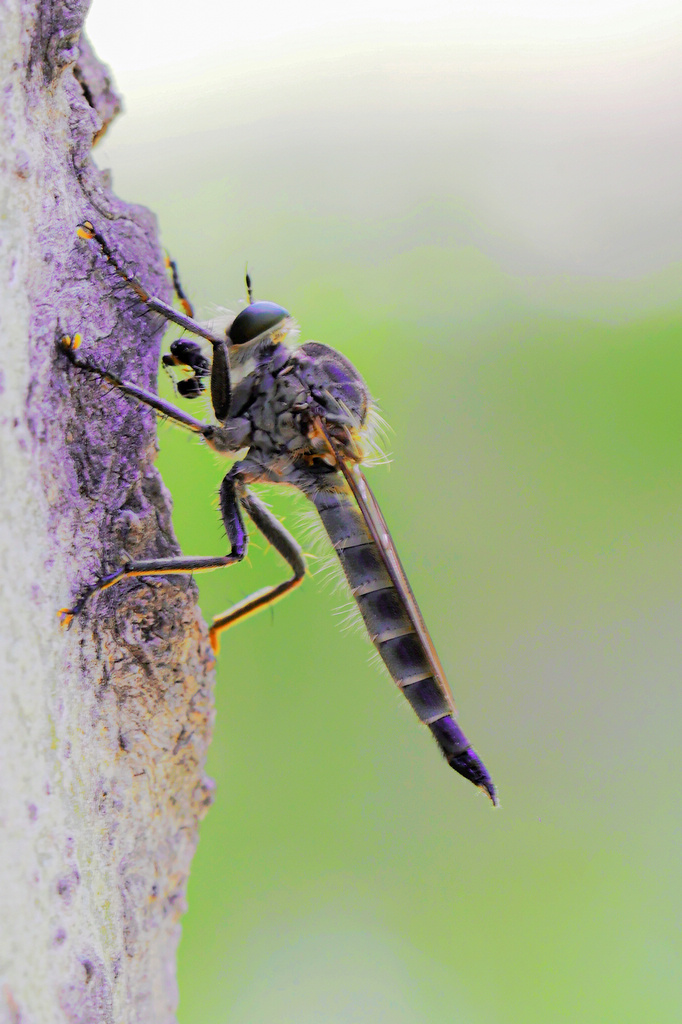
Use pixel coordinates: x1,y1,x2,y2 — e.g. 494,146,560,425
0,3,215,1021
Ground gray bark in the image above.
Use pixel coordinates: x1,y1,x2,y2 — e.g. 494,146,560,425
0,3,215,1021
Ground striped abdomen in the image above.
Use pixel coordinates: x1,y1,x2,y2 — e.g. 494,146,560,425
312,484,496,803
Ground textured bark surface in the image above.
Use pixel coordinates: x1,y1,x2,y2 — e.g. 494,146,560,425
0,3,215,1021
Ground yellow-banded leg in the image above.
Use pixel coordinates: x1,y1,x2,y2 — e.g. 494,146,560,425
58,421,307,647
76,222,224,347
76,221,233,420
164,252,194,318
59,335,213,436
207,488,306,654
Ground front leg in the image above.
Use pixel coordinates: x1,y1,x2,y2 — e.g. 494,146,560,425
77,221,234,420
210,338,232,422
77,222,226,347
59,335,214,437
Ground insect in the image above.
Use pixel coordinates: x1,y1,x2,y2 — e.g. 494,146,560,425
59,222,497,804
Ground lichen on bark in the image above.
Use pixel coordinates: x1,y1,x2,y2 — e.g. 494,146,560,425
0,3,216,1022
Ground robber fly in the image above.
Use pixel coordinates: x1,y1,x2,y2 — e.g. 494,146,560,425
59,222,496,804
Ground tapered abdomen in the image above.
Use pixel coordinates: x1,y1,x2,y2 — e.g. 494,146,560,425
313,485,496,803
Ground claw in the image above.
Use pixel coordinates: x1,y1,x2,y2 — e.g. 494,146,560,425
58,608,74,630
208,627,220,655
60,333,82,352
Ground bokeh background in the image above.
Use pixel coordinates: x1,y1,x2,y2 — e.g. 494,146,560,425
87,2,682,1021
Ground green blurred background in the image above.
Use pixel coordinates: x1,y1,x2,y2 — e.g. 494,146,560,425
88,3,682,1021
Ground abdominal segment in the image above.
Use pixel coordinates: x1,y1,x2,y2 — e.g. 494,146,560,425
311,483,496,802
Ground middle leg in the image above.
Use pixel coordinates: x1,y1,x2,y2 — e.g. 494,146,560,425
209,485,307,652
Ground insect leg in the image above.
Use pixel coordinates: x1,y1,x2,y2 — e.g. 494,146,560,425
209,486,306,653
59,472,250,628
162,339,211,399
164,253,195,318
77,222,225,346
59,335,213,436
78,222,234,420
210,334,232,422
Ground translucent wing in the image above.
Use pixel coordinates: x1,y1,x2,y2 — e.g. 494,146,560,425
319,422,456,711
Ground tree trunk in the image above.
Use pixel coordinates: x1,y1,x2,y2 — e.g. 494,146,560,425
0,3,215,1021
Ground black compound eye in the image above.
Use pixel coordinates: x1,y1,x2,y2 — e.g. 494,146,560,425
228,301,289,346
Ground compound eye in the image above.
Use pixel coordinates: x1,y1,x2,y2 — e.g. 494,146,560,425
228,301,289,346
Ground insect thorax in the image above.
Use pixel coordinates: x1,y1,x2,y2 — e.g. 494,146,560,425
213,339,371,471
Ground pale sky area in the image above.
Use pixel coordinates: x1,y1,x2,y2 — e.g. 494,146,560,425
88,0,682,77
86,0,682,281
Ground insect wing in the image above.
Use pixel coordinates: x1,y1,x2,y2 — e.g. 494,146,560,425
333,453,457,712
